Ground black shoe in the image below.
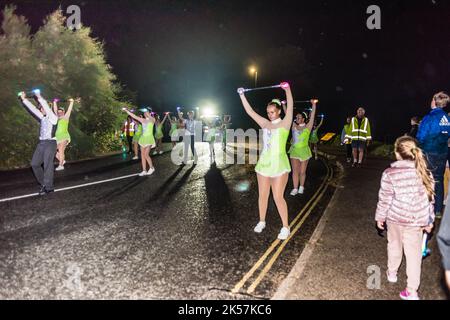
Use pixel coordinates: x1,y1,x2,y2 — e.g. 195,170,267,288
39,186,54,196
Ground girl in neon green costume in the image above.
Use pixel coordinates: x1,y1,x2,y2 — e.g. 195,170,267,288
132,122,142,160
237,82,294,241
53,98,79,171
205,118,218,164
288,100,318,196
169,116,180,149
310,115,324,160
123,108,156,176
153,113,169,155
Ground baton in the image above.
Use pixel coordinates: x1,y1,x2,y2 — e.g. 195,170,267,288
242,84,281,92
237,82,289,94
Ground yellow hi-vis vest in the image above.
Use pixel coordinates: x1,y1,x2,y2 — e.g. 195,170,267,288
124,121,135,137
345,117,372,141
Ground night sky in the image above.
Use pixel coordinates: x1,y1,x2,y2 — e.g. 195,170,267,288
2,0,450,142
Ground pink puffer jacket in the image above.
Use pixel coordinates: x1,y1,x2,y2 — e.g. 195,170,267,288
375,160,435,227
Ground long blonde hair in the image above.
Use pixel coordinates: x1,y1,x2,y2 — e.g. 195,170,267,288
394,136,435,201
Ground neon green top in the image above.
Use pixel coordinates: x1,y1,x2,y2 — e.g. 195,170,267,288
205,128,216,142
255,121,291,177
309,129,319,144
155,123,164,139
169,123,177,135
55,118,71,143
289,127,312,161
133,124,142,143
138,121,155,148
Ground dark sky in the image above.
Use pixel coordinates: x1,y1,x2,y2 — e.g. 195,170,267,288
2,0,450,142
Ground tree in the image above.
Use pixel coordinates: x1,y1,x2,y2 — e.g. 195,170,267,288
0,6,125,169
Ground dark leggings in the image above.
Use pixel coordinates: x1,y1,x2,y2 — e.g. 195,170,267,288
127,135,133,153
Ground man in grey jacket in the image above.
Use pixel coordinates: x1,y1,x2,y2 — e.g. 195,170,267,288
19,90,58,195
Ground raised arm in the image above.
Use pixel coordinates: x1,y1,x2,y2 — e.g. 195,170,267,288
19,92,43,121
161,112,169,126
36,94,58,124
280,83,293,130
177,110,184,121
316,116,324,130
123,108,144,123
65,98,75,119
52,100,58,115
306,100,317,131
237,88,270,129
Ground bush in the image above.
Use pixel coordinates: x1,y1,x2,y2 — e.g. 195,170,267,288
0,5,128,169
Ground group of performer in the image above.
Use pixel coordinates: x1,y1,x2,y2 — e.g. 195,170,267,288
18,91,77,195
18,85,325,242
121,107,234,165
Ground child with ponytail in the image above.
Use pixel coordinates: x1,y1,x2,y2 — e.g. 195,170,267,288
375,136,435,300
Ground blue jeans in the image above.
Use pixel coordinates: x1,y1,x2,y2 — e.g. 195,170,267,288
426,153,447,214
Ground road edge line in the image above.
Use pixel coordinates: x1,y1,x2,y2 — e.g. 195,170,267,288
271,160,344,300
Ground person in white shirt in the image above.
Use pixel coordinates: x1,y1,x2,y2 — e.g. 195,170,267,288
178,109,201,165
19,91,58,195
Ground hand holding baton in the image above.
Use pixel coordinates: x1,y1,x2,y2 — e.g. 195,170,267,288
237,82,290,94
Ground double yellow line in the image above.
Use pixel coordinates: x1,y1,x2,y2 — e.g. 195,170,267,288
232,161,333,295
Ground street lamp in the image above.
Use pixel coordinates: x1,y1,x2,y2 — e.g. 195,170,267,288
249,67,258,88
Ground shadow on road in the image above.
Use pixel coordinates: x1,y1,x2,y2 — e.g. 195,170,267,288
144,166,185,204
98,176,148,201
204,163,234,220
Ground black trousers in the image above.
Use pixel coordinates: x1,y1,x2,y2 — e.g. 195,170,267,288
346,144,352,159
31,140,57,190
126,135,133,153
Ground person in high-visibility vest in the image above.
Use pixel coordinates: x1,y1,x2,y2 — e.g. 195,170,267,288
122,116,135,155
345,107,372,167
341,117,352,163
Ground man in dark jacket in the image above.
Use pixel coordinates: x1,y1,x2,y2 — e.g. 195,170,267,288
416,92,450,218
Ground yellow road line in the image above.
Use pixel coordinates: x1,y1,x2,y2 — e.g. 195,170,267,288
247,167,334,294
231,162,331,294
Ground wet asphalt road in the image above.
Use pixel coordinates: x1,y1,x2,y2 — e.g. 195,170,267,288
0,143,330,299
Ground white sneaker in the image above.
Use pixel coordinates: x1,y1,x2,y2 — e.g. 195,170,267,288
159,151,163,154
254,221,266,233
139,171,147,176
152,151,157,155
55,165,64,171
132,156,138,160
387,271,398,283
146,168,155,175
298,186,305,194
290,189,298,196
278,227,290,240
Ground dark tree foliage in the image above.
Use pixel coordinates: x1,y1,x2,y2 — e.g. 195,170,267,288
0,5,126,169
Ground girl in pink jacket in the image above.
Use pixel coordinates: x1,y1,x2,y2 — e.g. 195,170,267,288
375,136,435,300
